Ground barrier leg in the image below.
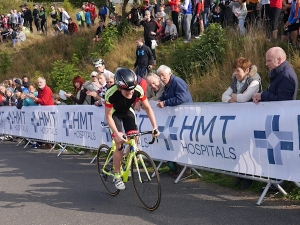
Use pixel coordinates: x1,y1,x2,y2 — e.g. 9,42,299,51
274,183,287,196
48,143,56,153
57,145,67,157
24,139,32,149
174,166,188,184
90,155,97,164
191,168,202,178
256,181,271,206
16,138,25,146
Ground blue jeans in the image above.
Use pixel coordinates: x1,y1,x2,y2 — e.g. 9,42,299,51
202,7,210,29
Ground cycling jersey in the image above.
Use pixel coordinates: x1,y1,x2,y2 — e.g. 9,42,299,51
105,84,147,134
105,84,146,112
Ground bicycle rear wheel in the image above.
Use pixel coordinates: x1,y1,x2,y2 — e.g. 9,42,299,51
131,151,161,211
97,144,120,196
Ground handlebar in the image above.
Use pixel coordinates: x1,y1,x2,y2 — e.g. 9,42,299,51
101,122,158,144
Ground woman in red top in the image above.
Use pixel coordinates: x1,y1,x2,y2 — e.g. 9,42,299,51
269,0,283,40
168,0,180,33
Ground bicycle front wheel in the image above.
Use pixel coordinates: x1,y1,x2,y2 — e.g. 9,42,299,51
97,144,120,196
131,151,161,211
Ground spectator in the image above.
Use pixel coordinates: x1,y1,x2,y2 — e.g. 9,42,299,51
191,0,204,38
157,65,193,108
93,58,114,79
17,27,26,43
77,7,86,28
129,3,140,26
10,28,18,48
93,21,106,42
21,76,30,88
162,19,178,43
106,73,115,88
212,5,222,24
17,84,38,109
133,36,154,78
253,47,298,103
53,93,67,105
14,78,29,93
10,9,18,29
86,72,109,106
230,0,248,35
59,8,70,25
156,65,193,178
140,10,161,65
222,57,262,103
246,0,259,26
141,0,153,17
4,89,16,106
84,7,92,28
28,77,54,106
0,85,7,106
39,6,47,34
269,0,283,41
281,0,300,46
181,0,193,43
56,22,69,35
86,2,97,25
68,18,78,35
50,5,59,29
23,4,33,33
146,72,165,100
99,4,109,23
32,4,41,32
168,0,180,32
65,76,87,105
203,0,214,29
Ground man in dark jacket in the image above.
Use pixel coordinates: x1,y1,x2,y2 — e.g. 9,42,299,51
156,65,193,107
140,10,161,64
253,47,298,103
133,36,154,78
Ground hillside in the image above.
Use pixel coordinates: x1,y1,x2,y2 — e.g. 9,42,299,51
1,19,300,102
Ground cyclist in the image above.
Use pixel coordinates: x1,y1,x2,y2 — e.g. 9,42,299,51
104,68,160,190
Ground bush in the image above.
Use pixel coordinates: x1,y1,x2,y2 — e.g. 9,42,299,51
92,26,119,57
0,51,12,75
50,54,84,94
170,23,227,81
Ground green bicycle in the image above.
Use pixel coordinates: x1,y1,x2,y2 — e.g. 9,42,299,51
96,128,161,211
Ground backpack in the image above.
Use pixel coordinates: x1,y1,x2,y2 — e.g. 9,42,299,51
76,12,81,21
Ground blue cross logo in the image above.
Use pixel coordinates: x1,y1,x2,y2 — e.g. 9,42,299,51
254,115,293,165
158,116,179,151
30,112,40,132
62,112,73,136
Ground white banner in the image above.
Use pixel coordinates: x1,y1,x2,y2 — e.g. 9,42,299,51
1,101,300,182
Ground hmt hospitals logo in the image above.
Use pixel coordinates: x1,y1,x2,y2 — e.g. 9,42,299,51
157,116,179,151
254,115,293,165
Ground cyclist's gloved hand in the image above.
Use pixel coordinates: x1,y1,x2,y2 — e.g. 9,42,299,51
112,132,127,143
152,128,160,137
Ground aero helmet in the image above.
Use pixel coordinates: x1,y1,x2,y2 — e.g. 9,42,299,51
114,68,137,90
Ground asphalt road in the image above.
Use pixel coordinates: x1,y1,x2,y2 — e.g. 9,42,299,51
0,140,299,225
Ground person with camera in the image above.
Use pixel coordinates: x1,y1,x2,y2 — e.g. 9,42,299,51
140,10,161,65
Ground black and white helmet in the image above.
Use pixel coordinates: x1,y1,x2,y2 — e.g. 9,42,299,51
93,58,105,67
114,68,137,91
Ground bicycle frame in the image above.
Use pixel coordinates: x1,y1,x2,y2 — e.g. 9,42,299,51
101,138,151,184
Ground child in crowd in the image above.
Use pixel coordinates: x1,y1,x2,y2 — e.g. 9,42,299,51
53,93,67,105
212,6,222,24
4,89,16,106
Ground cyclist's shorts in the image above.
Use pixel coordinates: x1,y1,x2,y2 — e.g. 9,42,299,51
112,108,138,135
